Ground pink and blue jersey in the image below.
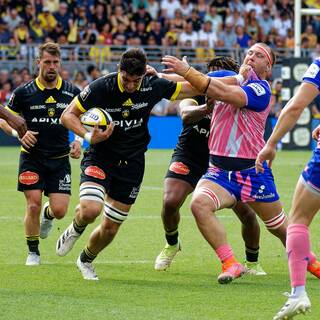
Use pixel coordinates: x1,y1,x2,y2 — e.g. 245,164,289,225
301,58,320,192
208,71,271,159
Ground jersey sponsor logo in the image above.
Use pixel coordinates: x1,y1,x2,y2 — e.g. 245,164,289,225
129,186,140,198
247,83,266,96
139,87,152,92
169,162,190,175
62,90,74,97
113,118,143,131
45,96,56,104
192,124,210,137
31,117,61,124
59,174,71,191
84,166,106,180
30,105,46,110
19,171,39,185
131,102,148,110
80,86,91,101
304,63,319,79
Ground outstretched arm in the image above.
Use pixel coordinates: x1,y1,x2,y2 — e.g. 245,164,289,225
0,105,27,137
256,82,319,172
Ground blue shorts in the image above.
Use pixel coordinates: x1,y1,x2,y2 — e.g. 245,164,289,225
202,162,279,203
301,148,320,193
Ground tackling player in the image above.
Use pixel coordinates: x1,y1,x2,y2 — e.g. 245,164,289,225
256,58,320,319
0,42,81,266
154,57,266,276
56,48,203,280
161,43,320,284
0,105,26,137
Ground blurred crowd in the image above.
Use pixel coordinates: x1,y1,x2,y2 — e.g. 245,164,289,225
0,0,319,60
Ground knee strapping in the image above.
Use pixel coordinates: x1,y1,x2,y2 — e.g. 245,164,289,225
104,202,128,224
194,187,221,210
264,210,286,230
79,184,105,203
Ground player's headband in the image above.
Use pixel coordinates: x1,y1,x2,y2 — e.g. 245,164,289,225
255,45,273,67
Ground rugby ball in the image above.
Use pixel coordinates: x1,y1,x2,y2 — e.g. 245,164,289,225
80,108,112,131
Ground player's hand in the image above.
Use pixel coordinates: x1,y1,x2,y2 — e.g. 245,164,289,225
162,55,190,76
90,122,114,144
70,140,82,159
20,130,38,149
255,143,277,173
239,64,252,84
312,124,320,141
146,65,158,76
7,114,27,138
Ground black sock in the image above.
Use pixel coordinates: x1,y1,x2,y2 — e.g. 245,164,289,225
73,219,87,234
26,236,40,255
245,245,259,262
44,206,54,220
165,229,179,246
80,247,97,263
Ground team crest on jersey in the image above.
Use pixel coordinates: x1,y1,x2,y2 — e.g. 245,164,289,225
48,107,55,117
304,63,319,79
85,166,106,180
19,171,39,185
122,109,130,118
247,83,266,96
169,162,190,175
80,85,91,101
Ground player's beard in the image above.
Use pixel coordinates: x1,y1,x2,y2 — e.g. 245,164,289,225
43,71,57,83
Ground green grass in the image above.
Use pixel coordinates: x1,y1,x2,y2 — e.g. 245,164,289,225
0,147,319,319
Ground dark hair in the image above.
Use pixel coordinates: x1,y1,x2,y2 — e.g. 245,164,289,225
119,48,147,76
87,64,97,74
207,56,240,73
38,42,61,59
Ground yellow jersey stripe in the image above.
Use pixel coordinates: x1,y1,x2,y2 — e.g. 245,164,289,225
5,106,20,116
170,82,182,101
74,97,86,113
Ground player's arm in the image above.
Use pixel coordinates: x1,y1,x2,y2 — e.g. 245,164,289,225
61,98,114,145
0,105,27,137
179,98,213,124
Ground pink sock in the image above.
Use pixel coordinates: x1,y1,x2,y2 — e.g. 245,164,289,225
287,224,310,287
215,244,233,263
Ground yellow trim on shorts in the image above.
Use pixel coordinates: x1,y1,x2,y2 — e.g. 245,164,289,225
170,82,182,101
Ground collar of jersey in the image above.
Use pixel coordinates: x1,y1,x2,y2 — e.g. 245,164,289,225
35,76,62,91
117,72,142,93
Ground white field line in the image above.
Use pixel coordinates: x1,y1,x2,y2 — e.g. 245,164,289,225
1,260,153,265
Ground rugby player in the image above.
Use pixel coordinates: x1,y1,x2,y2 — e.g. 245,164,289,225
154,57,266,275
0,42,81,266
161,43,320,284
0,105,26,137
56,48,206,280
256,58,320,319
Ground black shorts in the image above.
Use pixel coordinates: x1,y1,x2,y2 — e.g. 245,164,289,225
165,153,208,188
18,152,71,196
80,151,145,205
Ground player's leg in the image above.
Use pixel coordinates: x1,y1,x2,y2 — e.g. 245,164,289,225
191,179,245,284
233,202,266,275
24,189,42,266
273,179,320,320
155,177,193,270
40,156,72,239
56,182,105,256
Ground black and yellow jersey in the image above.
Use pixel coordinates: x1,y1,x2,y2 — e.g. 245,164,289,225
174,96,210,168
76,72,181,159
7,76,80,158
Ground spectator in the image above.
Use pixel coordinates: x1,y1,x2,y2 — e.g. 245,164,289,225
245,0,262,17
160,0,180,20
179,0,193,18
225,9,245,28
29,19,45,43
149,20,165,45
187,9,203,32
92,3,109,33
228,0,245,14
73,71,88,90
204,5,223,34
195,0,208,21
43,0,59,13
89,35,111,63
110,5,130,33
0,21,11,44
60,68,71,81
273,10,292,38
53,2,73,33
48,22,67,42
0,81,12,104
20,4,36,22
246,9,260,42
211,0,228,21
235,25,251,48
198,20,217,48
178,21,198,48
146,0,160,20
285,28,295,49
170,9,187,34
132,21,149,45
301,24,318,49
162,21,178,46
3,8,23,32
99,22,113,45
131,4,153,28
259,9,274,37
38,6,57,32
216,22,237,50
86,65,101,82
